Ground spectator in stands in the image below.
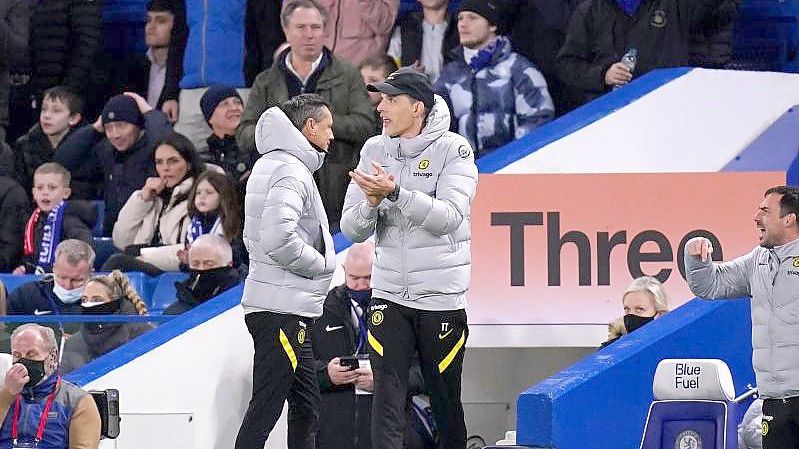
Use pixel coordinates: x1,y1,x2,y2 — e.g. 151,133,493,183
108,0,180,122
9,0,102,141
318,0,399,67
60,270,152,373
170,0,248,153
244,0,285,85
104,132,205,275
434,0,554,157
0,324,101,447
13,86,85,195
388,0,459,83
54,92,173,234
200,85,255,199
237,0,374,231
556,0,739,106
6,239,94,334
0,0,29,144
12,163,95,275
313,241,376,449
360,54,399,133
689,2,742,69
685,185,799,449
179,170,246,271
165,234,240,315
509,0,583,114
236,94,336,449
0,171,28,272
601,276,670,348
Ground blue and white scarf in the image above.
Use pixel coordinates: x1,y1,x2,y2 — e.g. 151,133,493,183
24,200,67,270
187,214,222,245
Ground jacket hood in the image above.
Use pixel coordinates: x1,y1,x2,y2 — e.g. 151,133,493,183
254,106,325,172
382,95,451,159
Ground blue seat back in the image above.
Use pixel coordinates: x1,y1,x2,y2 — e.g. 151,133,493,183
639,400,737,449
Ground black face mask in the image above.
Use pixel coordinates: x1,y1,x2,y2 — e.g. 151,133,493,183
81,299,122,315
184,266,232,302
623,314,655,334
17,358,46,388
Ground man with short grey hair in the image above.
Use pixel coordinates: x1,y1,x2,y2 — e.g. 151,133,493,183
235,93,337,449
236,0,374,231
164,234,240,315
0,324,101,447
7,240,95,325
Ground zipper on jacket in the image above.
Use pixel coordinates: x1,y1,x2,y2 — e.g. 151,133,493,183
398,153,410,299
200,0,209,85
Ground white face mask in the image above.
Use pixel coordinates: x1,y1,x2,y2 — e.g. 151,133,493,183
52,282,84,304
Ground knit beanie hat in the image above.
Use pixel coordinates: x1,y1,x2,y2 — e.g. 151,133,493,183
459,0,503,28
102,95,144,127
201,85,242,124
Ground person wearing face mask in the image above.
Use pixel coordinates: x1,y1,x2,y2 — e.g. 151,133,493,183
0,324,101,448
165,234,241,315
6,240,94,335
311,242,375,449
236,94,336,449
103,132,210,275
601,276,670,348
60,271,152,373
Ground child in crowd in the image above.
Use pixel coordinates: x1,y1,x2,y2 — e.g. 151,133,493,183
105,132,205,274
179,170,246,271
14,87,85,194
13,163,95,275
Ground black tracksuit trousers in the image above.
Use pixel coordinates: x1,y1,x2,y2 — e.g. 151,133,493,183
367,297,468,449
235,311,320,449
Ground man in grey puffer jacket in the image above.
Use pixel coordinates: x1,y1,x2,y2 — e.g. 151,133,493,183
685,185,799,449
341,67,478,449
236,94,336,449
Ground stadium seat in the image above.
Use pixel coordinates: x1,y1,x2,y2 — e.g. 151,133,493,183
91,201,106,237
149,272,189,312
92,237,119,270
638,359,739,449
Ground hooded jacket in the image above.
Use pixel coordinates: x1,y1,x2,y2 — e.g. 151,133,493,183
241,107,336,318
434,36,555,157
340,96,478,311
164,266,242,315
685,237,799,399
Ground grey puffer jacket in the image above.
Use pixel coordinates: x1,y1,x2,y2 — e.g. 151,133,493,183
241,106,336,318
685,237,799,399
341,96,478,311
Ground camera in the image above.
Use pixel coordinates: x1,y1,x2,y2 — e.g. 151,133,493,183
89,389,120,439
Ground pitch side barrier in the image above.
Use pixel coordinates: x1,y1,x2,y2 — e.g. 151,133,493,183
514,298,755,449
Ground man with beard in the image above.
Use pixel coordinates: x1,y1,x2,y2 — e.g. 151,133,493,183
0,324,101,447
165,234,241,315
685,185,799,449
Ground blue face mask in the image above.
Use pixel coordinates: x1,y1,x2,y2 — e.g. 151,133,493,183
346,287,372,309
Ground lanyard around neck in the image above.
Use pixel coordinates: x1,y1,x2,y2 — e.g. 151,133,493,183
12,376,61,445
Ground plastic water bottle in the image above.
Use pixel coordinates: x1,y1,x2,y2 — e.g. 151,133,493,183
613,48,638,90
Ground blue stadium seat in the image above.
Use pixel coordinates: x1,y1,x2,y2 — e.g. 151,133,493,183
638,359,739,449
150,272,189,312
1,274,41,294
92,237,118,270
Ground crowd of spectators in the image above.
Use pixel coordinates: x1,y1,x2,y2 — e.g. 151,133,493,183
0,0,741,402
